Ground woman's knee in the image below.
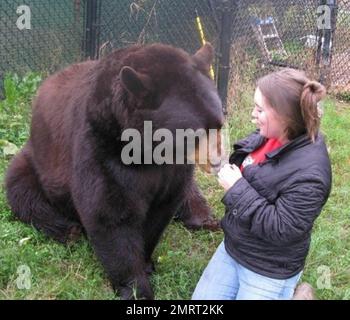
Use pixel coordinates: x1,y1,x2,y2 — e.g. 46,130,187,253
236,266,301,300
192,242,239,300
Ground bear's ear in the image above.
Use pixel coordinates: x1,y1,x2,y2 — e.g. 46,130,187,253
192,42,214,75
119,66,153,97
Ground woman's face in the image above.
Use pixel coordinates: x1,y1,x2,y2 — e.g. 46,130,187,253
251,87,287,141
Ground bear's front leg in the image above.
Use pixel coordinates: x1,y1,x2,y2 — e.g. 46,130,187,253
175,176,220,231
88,223,153,300
72,159,153,300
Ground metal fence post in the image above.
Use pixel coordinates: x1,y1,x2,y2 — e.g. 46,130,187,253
318,0,338,86
217,0,235,116
84,0,101,59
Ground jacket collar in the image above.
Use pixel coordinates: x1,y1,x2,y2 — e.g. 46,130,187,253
233,130,315,159
233,130,266,153
265,133,313,159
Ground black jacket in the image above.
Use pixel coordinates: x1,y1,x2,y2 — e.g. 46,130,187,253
221,131,332,279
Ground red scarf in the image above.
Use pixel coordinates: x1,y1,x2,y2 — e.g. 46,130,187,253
240,138,283,172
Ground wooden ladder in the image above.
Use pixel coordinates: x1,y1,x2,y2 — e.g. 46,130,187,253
252,16,287,61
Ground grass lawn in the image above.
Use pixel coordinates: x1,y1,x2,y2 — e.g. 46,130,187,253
0,74,349,300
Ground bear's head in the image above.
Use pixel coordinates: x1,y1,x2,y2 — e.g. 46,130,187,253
91,43,225,174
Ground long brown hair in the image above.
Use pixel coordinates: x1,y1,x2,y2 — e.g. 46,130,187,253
257,68,326,142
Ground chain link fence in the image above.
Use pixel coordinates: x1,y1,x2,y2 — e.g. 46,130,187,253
0,0,85,75
331,0,350,93
0,0,349,105
227,0,350,108
98,0,218,55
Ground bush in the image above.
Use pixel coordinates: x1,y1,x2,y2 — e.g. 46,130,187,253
0,73,42,154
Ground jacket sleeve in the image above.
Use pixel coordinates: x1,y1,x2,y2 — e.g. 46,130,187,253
221,174,329,246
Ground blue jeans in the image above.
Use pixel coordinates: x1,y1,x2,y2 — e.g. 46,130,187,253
192,241,303,300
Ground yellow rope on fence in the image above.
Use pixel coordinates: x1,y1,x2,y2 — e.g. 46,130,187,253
195,12,215,80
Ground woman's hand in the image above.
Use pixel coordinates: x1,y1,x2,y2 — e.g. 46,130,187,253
217,164,242,191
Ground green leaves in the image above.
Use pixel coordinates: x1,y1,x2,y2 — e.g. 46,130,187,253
0,73,42,150
1,73,42,110
0,140,19,157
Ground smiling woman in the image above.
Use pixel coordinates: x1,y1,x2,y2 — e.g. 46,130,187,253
192,68,332,300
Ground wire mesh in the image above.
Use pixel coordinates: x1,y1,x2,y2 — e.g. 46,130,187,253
0,0,349,102
0,0,85,76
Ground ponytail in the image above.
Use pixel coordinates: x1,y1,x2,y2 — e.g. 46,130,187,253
300,81,326,142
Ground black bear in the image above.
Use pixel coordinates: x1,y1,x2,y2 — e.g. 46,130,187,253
5,43,224,299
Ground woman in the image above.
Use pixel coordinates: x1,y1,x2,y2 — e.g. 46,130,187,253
192,68,332,300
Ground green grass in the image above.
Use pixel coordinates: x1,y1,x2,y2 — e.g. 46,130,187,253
0,74,349,300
